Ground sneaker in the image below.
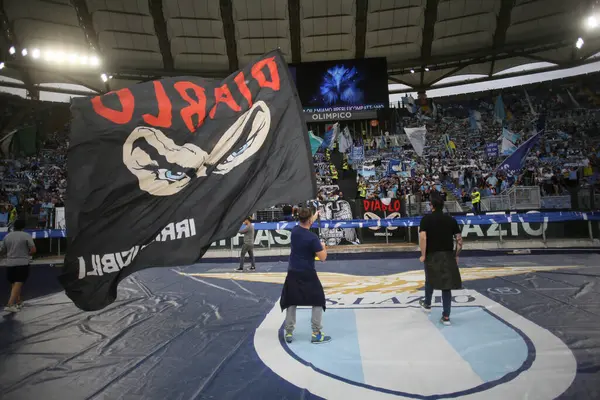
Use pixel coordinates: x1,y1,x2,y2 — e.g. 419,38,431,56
235,266,244,272
4,305,19,313
249,266,256,271
16,302,23,310
285,333,293,343
441,316,451,326
311,331,332,344
419,299,431,312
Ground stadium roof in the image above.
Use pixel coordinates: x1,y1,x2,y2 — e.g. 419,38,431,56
0,0,599,98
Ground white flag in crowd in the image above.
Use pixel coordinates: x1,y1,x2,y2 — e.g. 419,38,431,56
501,137,517,155
404,126,427,157
329,122,340,150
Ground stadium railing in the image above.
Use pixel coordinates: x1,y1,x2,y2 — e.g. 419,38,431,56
505,186,542,210
481,195,511,212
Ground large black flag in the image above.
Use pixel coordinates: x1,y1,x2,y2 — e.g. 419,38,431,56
60,50,316,310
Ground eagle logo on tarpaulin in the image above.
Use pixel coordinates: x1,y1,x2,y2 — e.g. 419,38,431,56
181,266,577,399
123,101,271,196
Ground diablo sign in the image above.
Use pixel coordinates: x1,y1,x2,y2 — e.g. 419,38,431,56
363,198,402,213
360,198,405,241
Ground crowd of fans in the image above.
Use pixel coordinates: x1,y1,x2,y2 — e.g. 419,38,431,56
314,77,600,211
1,76,600,228
0,94,69,228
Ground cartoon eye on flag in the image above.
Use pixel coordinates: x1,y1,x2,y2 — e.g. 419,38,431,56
60,50,316,311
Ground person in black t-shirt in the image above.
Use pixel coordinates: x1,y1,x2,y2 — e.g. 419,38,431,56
418,194,463,325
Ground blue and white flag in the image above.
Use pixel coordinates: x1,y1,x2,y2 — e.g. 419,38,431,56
501,137,517,155
320,125,336,150
502,128,520,144
494,95,505,123
337,126,353,154
497,130,542,176
469,110,482,131
405,95,418,114
308,131,323,155
387,159,402,176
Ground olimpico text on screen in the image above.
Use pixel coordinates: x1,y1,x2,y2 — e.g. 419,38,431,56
303,103,386,113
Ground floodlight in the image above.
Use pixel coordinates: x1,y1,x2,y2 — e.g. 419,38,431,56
32,48,40,59
21,48,27,56
9,46,15,55
68,53,78,64
0,62,4,69
90,56,100,66
425,67,429,71
101,73,108,82
55,52,66,63
576,37,584,49
44,50,54,61
587,15,598,29
410,69,415,73
79,55,88,65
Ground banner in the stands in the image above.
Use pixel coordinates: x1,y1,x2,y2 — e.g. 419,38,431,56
485,142,499,158
54,207,66,230
7,211,598,241
358,198,406,243
317,200,357,245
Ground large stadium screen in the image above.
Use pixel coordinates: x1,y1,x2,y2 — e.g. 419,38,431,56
293,57,388,121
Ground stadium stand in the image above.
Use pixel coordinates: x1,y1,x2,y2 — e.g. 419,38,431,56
312,79,600,214
1,78,600,229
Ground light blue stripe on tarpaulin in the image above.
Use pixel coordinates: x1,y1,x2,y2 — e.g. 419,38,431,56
431,307,528,383
286,308,364,384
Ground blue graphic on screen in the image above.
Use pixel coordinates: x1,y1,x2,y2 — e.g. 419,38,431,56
295,58,388,113
317,65,364,106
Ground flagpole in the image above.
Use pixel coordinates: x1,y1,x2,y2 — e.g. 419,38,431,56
312,199,324,261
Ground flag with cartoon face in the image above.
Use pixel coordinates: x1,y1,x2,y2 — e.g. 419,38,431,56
60,50,316,311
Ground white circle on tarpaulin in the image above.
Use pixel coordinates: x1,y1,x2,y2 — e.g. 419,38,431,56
254,290,576,400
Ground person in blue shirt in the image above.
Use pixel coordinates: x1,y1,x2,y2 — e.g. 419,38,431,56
280,206,331,344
